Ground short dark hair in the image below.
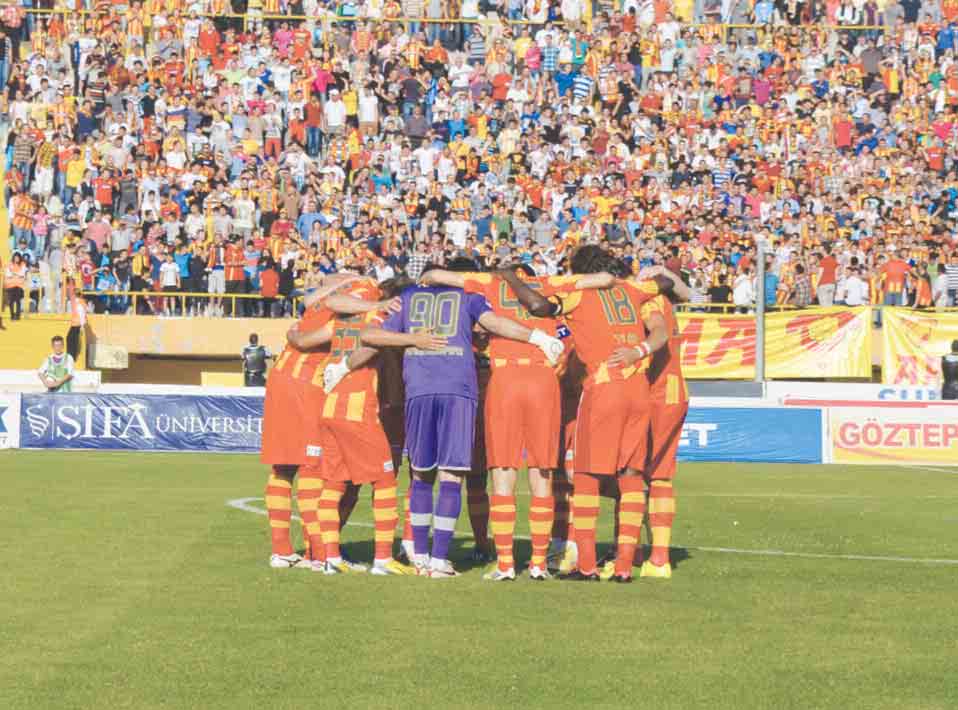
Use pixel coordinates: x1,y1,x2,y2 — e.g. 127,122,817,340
570,245,628,277
444,257,480,273
249,333,259,345
51,336,64,345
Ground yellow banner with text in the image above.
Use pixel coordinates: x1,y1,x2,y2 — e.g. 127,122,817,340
881,309,958,386
676,308,873,379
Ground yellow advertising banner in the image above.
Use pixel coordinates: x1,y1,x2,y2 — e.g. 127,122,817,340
829,405,958,465
881,309,958,385
676,307,873,380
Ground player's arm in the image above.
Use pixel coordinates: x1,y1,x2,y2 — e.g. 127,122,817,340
573,272,617,289
301,272,361,308
418,268,466,289
286,322,334,350
637,265,691,302
477,311,564,365
360,325,448,350
607,308,670,366
326,292,402,316
497,267,558,317
323,345,380,393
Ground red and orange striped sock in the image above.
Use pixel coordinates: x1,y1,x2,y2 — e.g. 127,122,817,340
467,477,490,549
551,477,572,545
572,473,600,574
615,476,646,577
648,480,675,567
528,496,554,570
265,467,295,556
318,481,346,561
297,466,325,562
489,494,516,572
372,481,399,563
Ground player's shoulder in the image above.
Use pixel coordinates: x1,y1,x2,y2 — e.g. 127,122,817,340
462,271,493,285
345,277,382,301
625,278,662,297
302,304,335,328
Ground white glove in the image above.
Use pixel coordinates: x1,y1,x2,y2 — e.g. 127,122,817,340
529,328,565,366
323,358,351,394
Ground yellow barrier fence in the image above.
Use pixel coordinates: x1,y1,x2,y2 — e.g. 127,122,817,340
79,289,302,317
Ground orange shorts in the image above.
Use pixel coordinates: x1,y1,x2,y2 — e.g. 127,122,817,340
260,371,308,465
573,376,651,476
306,419,394,485
484,365,560,470
646,398,689,481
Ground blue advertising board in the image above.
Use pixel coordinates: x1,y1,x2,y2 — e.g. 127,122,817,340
678,407,822,464
18,394,824,463
20,394,263,453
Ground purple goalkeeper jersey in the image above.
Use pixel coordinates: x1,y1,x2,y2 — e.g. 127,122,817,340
382,285,492,401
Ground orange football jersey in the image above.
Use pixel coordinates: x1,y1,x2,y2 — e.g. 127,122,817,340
461,272,559,368
272,306,336,389
320,281,383,425
641,294,688,404
544,276,663,385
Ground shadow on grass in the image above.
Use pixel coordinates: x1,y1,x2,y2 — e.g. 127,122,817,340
300,542,693,570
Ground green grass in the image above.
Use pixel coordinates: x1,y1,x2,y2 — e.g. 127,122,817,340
2,451,957,710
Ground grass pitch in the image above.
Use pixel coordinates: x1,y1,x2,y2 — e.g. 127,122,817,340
2,451,957,710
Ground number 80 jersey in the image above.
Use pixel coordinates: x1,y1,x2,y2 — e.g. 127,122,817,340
542,276,665,386
381,285,493,401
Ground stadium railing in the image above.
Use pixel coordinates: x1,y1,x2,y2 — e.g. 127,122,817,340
77,289,303,317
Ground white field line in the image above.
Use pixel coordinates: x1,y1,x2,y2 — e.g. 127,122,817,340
911,466,958,475
227,498,958,566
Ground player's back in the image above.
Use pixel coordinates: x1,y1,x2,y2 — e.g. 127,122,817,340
387,285,491,400
323,310,383,424
272,306,335,388
545,277,660,384
462,273,558,368
644,295,688,404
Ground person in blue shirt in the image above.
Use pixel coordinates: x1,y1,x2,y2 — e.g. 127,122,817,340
448,112,466,140
554,63,575,97
811,69,829,99
764,263,779,307
474,206,493,240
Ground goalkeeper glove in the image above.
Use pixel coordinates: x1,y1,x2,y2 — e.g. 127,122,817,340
528,328,565,366
323,358,351,394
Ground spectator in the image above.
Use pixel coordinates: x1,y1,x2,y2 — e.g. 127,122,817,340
791,265,812,308
4,252,26,320
159,252,181,317
733,268,755,313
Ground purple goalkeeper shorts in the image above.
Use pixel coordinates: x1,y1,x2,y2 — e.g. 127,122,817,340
404,394,477,472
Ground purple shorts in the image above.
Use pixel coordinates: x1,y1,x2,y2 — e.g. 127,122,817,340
404,394,477,472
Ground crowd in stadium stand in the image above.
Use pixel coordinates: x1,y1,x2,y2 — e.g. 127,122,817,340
4,0,958,322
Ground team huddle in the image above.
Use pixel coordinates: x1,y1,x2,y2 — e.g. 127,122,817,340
259,244,690,582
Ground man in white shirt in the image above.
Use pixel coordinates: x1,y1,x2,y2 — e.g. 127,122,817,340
444,210,470,248
324,89,347,136
733,269,755,312
842,268,869,306
232,190,256,238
